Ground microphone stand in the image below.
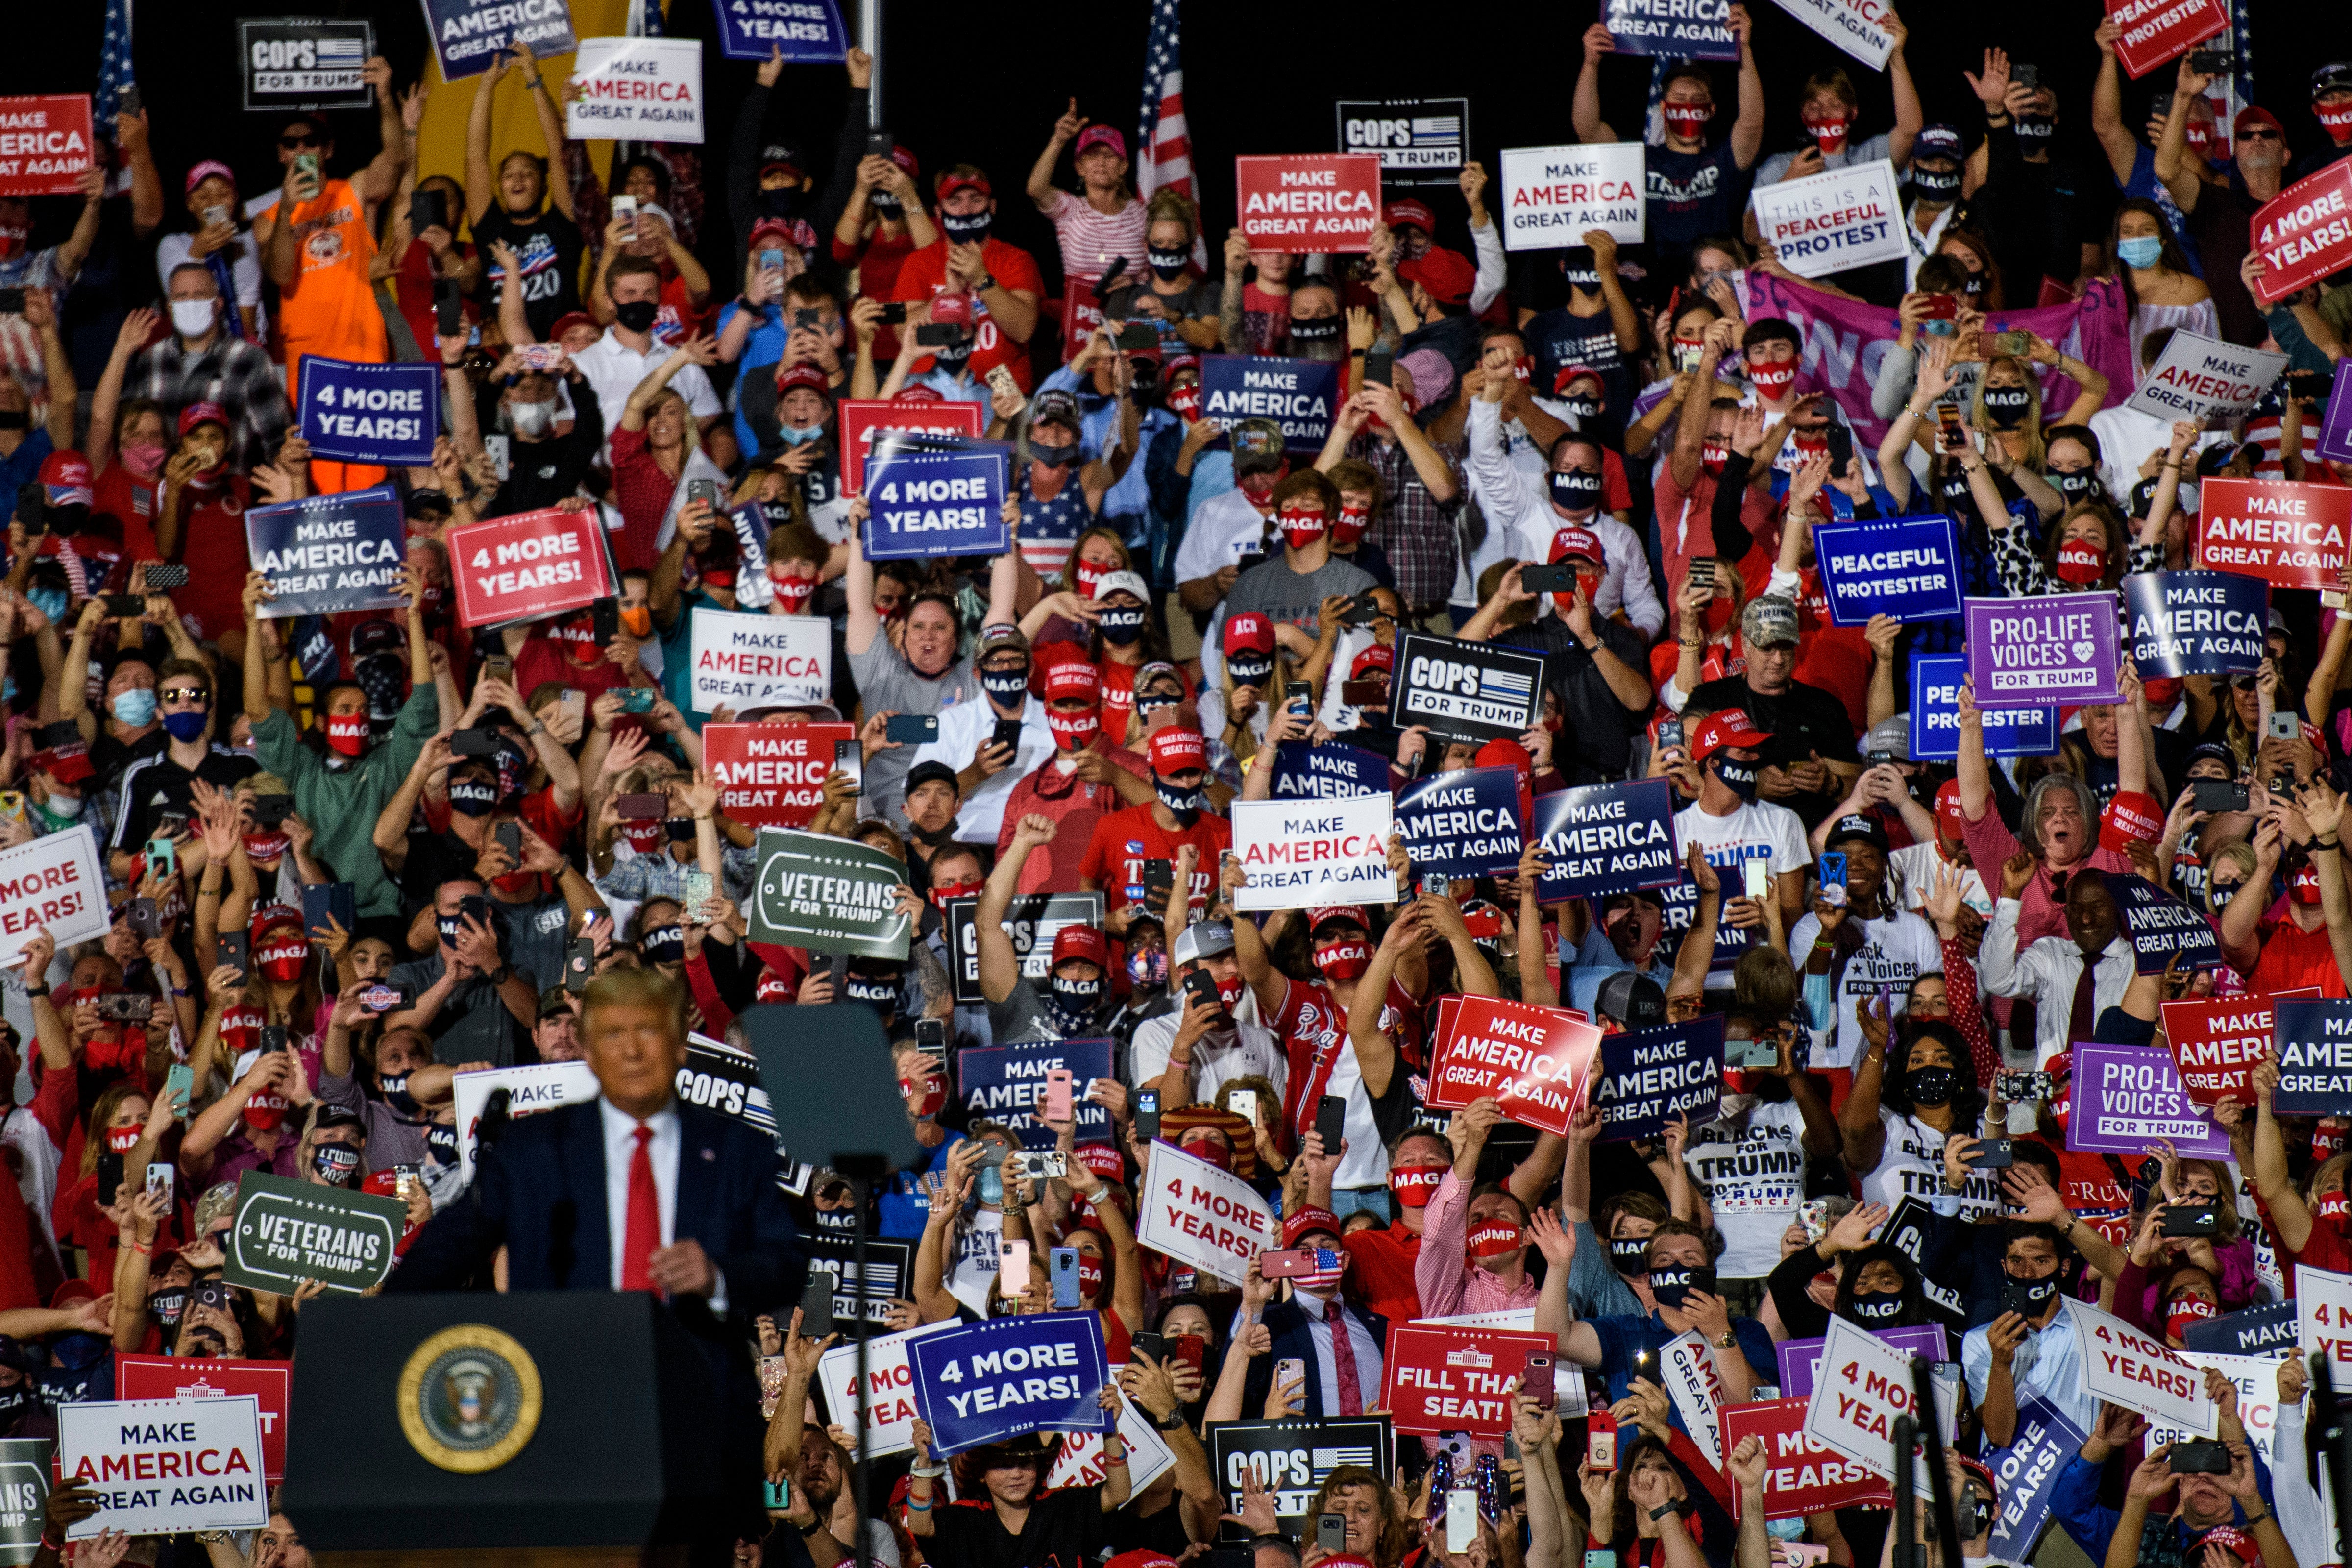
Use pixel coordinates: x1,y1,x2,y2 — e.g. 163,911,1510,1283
1891,1357,1964,1568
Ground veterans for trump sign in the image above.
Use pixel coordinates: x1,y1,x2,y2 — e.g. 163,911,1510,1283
2121,570,2269,675
0,825,107,967
749,828,911,959
1231,795,1397,913
2126,330,2288,424
1137,1139,1276,1286
1499,144,1646,248
2197,477,2352,592
1235,155,1380,251
688,607,830,714
221,1173,405,1296
1813,515,1963,625
1749,161,1907,278
1426,996,1602,1135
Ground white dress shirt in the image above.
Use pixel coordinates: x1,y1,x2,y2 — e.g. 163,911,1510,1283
572,327,722,460
1974,900,2136,1069
599,1095,727,1308
910,694,1055,846
1461,399,1665,637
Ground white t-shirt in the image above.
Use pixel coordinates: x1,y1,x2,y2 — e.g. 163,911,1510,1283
946,1205,1005,1314
157,230,263,310
1674,799,1812,979
1861,1108,2001,1218
1128,1012,1289,1106
1887,841,1992,919
1787,906,1944,1071
1685,1098,1811,1279
1171,488,1270,590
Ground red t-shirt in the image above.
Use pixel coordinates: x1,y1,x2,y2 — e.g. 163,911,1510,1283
2251,915,2350,997
998,745,1152,894
1787,566,1874,731
1077,801,1230,915
891,238,1048,392
90,468,163,566
1342,1223,1424,1327
838,226,920,361
514,620,633,703
173,479,257,638
1652,465,1776,603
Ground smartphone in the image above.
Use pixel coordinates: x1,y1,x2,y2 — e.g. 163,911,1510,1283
98,1152,125,1209
1114,322,1159,351
1135,1088,1161,1142
105,594,147,618
865,129,896,162
878,302,908,325
146,837,178,880
1690,557,1715,589
354,980,415,1013
886,713,939,744
619,689,657,715
1130,1331,1167,1364
610,194,638,234
1363,349,1394,387
762,1477,791,1512
1318,1515,1348,1554
986,364,1023,408
1966,1137,2014,1169
2163,1203,2221,1237
434,279,462,339
449,728,504,759
1524,1351,1556,1411
2187,48,2230,74
96,993,153,1022
126,897,162,940
493,822,523,866
146,1163,175,1206
684,870,715,913
1274,1356,1305,1390
992,715,1024,756
1446,1492,1478,1553
2170,1439,2231,1474
798,1275,835,1338
2268,711,2301,741
144,564,189,591
164,1064,195,1119
1340,678,1386,706
1182,968,1222,1018
2000,1071,2054,1102
1658,718,1685,753
1519,563,1575,594
687,479,720,512
564,936,597,995
1825,422,1853,475
1228,1087,1258,1125
1050,1246,1081,1308
2190,778,2250,813
293,151,321,190
1993,330,2033,356
1936,402,1966,453
1315,1094,1347,1155
1044,1068,1074,1123
998,1238,1031,1295
1742,857,1770,902
914,322,964,348
1819,851,1847,891
833,738,862,798
1014,1151,1068,1180
1172,1334,1206,1373
1261,1248,1338,1278
409,188,447,237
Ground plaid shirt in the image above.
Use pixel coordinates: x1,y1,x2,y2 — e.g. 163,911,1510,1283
127,334,293,472
1351,431,1466,617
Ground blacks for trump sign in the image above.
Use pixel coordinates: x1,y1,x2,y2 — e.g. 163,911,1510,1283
1389,631,1545,742
245,485,407,620
1336,98,1470,182
222,1172,405,1295
2121,570,2268,676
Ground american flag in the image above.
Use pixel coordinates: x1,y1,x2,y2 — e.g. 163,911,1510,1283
1134,0,1190,200
95,0,135,123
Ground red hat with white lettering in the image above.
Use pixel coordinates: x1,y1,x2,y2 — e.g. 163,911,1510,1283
1283,1206,1344,1247
1148,725,1207,775
776,362,831,396
1350,643,1393,680
1043,652,1101,702
1548,525,1604,564
1690,708,1769,761
38,450,92,508
1306,906,1369,934
178,401,230,437
1384,199,1436,233
1936,779,1968,836
2100,789,2165,851
1223,612,1277,659
1051,925,1109,969
2195,1528,2260,1567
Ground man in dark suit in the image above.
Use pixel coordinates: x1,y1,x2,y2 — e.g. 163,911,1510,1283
1239,1206,1386,1420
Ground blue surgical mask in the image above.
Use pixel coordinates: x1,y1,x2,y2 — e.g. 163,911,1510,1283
777,421,824,446
2117,236,2164,270
112,688,157,726
28,588,67,626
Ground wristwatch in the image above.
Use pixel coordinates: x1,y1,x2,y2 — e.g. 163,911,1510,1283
1714,1329,1738,1349
1152,1408,1186,1431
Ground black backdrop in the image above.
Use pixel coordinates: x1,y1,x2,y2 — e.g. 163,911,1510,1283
6,0,2345,296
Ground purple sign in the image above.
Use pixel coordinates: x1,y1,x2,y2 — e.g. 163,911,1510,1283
1775,1323,1948,1396
2068,1041,2231,1158
1964,593,2121,708
2321,373,2352,465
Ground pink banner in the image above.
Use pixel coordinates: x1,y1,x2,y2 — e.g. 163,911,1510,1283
1742,272,2136,452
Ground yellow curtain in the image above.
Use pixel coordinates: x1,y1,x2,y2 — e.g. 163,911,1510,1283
409,0,636,222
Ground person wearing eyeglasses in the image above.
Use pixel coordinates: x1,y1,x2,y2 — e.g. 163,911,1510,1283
2152,58,2287,350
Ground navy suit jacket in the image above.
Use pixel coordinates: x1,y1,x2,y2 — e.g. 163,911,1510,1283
391,1097,804,1328
1239,1292,1388,1421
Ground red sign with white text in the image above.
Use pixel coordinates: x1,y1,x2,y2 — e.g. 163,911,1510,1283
2163,987,2321,1106
1425,996,1600,1135
0,96,95,197
1718,1398,1893,1519
1061,278,1106,365
837,399,986,496
1379,1324,1555,1437
2104,0,2229,78
114,1354,291,1480
1235,155,1382,253
2250,162,2352,306
2196,477,2352,590
446,508,616,628
702,721,854,829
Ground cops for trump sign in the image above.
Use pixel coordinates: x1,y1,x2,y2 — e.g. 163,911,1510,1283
1389,631,1545,742
1336,99,1469,181
1499,144,1645,248
1231,795,1397,912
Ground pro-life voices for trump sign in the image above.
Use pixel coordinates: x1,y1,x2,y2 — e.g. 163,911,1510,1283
1498,144,1646,248
2197,477,2352,592
296,358,438,467
2069,1041,2231,1158
1749,161,1907,279
1234,155,1381,252
1230,795,1397,913
1528,778,1681,901
1964,593,2121,707
2126,330,2289,424
2271,998,2352,1118
1811,515,1963,626
1198,356,1342,453
245,486,407,619
2121,570,2269,676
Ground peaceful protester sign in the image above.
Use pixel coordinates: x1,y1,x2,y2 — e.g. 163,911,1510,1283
245,486,408,619
1964,593,2121,707
2120,570,2269,676
221,1172,406,1295
749,827,911,959
1909,654,2059,760
1811,515,1963,626
2271,998,2352,1117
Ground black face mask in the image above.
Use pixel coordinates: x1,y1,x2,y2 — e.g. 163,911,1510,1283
1711,755,1760,802
1849,1289,1905,1323
1098,605,1147,646
614,300,660,334
1030,439,1080,468
2001,1270,2060,1315
2053,468,2101,505
844,970,902,1018
1906,1066,1957,1106
148,1287,188,1330
1940,470,1977,509
814,1207,858,1232
908,820,958,849
449,778,499,817
0,1387,34,1419
1046,974,1104,1034
2013,114,2054,142
980,667,1031,708
1287,315,1342,343
870,191,902,218
1147,248,1189,280
1560,396,1601,423
940,210,992,246
0,412,26,433
762,185,809,219
1981,386,2033,429
1155,775,1203,824
425,1121,458,1164
1548,470,1603,512
380,1072,419,1116
1911,165,1961,199
1960,272,1987,299
313,1143,362,1187
763,500,798,529
930,335,974,373
436,913,463,948
1563,248,1603,295
2130,475,2162,519
1608,1235,1650,1275
1227,657,1274,688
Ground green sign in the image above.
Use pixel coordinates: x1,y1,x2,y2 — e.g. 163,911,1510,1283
222,1173,406,1296
0,1439,49,1565
749,827,912,960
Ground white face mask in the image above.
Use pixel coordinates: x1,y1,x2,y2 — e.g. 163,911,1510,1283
39,791,82,820
170,298,217,337
509,400,555,438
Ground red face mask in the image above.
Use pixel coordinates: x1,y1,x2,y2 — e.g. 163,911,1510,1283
1214,973,1246,1009
2318,1189,2350,1225
1073,560,1108,599
1314,939,1370,982
772,575,817,615
1748,360,1796,400
256,933,307,983
929,878,982,910
221,1005,262,1061
244,1092,288,1131
2183,122,2214,156
1468,1220,1523,1261
2055,541,2106,584
324,713,369,756
492,868,542,901
1806,116,1850,152
2317,1122,2347,1160
1166,381,1202,421
1179,1132,1232,1172
1390,1166,1444,1209
1238,470,1283,510
2166,1296,2218,1342
899,1074,947,1120
2323,103,2352,143
1701,439,1730,476
2294,864,2325,905
1047,706,1102,751
563,618,604,666
1078,1256,1105,1298
1278,507,1328,551
622,819,666,854
106,1126,143,1154
1663,104,1712,139
1333,503,1370,548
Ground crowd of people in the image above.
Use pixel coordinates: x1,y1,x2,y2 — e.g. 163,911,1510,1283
0,5,2351,1568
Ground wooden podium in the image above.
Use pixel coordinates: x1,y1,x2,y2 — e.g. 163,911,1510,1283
281,1292,735,1567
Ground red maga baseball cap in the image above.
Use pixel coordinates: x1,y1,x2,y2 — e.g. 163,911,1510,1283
1936,778,1967,835
1690,709,1769,761
1548,525,1603,564
1350,643,1393,679
2100,790,2164,851
1283,1206,1343,1246
39,450,92,507
775,362,831,395
1051,924,1110,969
1223,612,1276,659
1148,725,1207,775
937,170,992,202
1043,654,1101,702
1384,199,1436,232
1306,906,1369,933
1398,246,1475,306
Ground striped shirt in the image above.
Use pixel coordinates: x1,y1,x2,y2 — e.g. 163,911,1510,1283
1041,189,1149,283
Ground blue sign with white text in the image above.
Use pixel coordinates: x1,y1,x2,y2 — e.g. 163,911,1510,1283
1908,654,2059,762
955,1038,1114,1150
1530,778,1680,901
244,485,409,619
1593,1017,1723,1141
1812,514,1963,627
420,0,578,80
864,448,1008,561
909,1311,1110,1454
1271,741,1389,801
297,357,440,467
1198,355,1342,453
1986,1400,2088,1562
710,0,850,60
1393,766,1523,880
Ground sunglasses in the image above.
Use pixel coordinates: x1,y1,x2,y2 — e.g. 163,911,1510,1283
2237,129,2283,142
279,134,323,150
160,687,210,705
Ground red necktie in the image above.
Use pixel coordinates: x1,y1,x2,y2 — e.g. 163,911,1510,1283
622,1124,659,1292
1323,1297,1364,1416
2068,955,2099,1048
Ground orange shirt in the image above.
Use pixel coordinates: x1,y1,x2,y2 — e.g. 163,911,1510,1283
261,178,388,373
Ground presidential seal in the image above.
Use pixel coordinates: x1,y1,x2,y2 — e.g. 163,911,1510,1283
397,1324,543,1473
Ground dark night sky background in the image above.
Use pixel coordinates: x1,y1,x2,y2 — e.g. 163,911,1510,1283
8,0,2348,299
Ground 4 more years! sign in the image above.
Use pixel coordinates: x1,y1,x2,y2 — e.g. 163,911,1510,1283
0,826,107,968
2197,478,2352,592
